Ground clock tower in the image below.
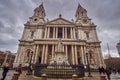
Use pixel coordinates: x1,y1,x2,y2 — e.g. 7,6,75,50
29,2,46,25
14,3,105,69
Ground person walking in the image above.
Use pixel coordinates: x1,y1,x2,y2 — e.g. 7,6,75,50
1,63,9,80
98,67,102,74
106,67,111,80
101,66,105,74
17,64,22,76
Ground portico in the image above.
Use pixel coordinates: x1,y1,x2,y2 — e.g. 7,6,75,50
13,3,105,69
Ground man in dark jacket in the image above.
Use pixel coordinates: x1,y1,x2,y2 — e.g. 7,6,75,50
106,67,111,80
1,63,9,80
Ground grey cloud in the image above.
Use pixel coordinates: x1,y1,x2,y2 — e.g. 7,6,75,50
0,0,119,56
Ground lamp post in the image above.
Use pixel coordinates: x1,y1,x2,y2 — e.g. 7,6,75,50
26,51,33,75
86,52,92,77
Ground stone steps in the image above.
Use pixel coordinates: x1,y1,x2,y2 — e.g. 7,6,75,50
40,67,79,78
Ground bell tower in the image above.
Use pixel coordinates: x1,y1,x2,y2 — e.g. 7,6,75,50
75,3,88,20
27,2,46,25
33,2,46,18
75,3,93,26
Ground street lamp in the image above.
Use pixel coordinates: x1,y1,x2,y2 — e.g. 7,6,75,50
26,51,33,75
86,52,92,77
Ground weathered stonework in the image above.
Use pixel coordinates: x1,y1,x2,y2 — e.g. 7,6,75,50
13,3,105,68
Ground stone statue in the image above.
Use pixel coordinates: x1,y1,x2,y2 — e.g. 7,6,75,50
62,56,69,65
57,38,63,52
49,55,55,65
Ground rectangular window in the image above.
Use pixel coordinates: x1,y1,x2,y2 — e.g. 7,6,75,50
30,31,34,39
76,31,78,39
50,27,53,38
67,28,70,38
58,27,62,38
42,30,44,38
86,32,89,40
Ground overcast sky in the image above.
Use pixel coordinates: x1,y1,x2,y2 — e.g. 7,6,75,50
0,0,120,57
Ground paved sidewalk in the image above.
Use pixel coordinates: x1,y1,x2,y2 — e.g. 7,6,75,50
1,70,119,80
0,70,15,80
85,72,101,80
85,72,120,80
111,73,120,80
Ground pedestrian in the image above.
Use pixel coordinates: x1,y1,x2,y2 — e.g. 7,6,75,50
112,68,117,74
16,64,22,76
101,66,105,74
98,67,102,74
30,65,33,74
1,63,9,80
105,67,111,80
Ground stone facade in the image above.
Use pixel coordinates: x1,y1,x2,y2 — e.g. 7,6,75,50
13,3,105,68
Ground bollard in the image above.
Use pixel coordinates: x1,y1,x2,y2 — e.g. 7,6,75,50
12,72,19,80
72,74,78,80
41,74,47,80
100,75,107,80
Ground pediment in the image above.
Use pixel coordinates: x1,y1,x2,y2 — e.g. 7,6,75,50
46,18,74,25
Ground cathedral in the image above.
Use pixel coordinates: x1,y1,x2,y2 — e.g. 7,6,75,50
13,3,105,68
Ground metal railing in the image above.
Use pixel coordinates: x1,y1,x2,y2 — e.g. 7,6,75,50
32,63,85,79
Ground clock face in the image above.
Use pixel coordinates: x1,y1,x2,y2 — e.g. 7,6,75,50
32,17,39,23
82,19,88,24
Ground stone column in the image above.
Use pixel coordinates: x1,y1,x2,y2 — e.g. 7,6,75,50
52,45,54,58
93,47,99,67
62,27,64,38
53,27,55,38
65,45,68,57
44,27,47,38
56,27,58,38
47,27,50,38
65,27,67,38
81,45,85,65
75,45,78,64
72,45,75,64
44,45,48,64
41,45,45,64
33,45,37,63
73,28,76,39
62,45,64,52
34,45,39,63
83,45,87,65
71,28,73,39
32,45,37,63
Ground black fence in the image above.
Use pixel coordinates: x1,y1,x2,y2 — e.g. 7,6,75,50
32,63,85,79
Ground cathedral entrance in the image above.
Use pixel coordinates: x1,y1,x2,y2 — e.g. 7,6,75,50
33,38,85,78
38,57,41,63
49,38,69,65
